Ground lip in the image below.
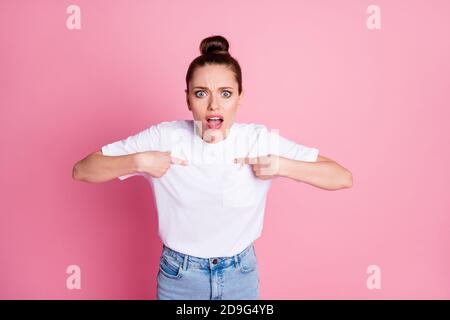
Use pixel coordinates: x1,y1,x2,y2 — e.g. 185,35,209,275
205,114,224,121
205,114,224,130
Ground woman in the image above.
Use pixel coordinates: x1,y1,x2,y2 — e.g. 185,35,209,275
73,35,353,300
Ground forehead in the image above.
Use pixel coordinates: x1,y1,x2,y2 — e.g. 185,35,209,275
190,64,237,88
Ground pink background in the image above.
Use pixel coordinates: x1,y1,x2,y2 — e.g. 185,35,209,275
1,0,449,299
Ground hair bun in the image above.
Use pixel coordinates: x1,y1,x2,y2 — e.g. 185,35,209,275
199,35,230,55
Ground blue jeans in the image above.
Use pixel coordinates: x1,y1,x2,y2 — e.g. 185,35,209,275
156,243,260,300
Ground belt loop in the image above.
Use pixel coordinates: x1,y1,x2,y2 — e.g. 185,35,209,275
233,254,239,269
183,254,189,271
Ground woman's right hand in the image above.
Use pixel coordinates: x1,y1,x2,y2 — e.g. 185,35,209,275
135,151,188,178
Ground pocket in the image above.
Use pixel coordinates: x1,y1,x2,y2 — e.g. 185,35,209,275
238,247,258,274
222,164,257,208
159,255,184,280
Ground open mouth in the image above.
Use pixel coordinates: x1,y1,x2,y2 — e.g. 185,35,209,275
206,115,224,129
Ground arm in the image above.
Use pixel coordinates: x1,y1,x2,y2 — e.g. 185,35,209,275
237,127,352,190
72,150,140,183
72,150,188,183
278,154,353,190
235,154,353,191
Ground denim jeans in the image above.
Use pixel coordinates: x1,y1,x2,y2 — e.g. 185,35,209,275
156,243,260,300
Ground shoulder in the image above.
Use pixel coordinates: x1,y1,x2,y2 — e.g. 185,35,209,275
149,119,190,131
143,119,192,137
232,122,268,132
232,122,270,138
146,120,193,147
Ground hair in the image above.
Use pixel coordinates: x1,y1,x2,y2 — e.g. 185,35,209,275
185,35,243,95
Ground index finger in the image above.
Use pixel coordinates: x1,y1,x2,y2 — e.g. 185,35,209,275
234,157,258,165
171,157,188,166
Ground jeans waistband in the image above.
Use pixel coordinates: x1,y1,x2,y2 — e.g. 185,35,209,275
161,243,255,270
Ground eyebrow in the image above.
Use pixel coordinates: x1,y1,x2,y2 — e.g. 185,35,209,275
192,86,234,90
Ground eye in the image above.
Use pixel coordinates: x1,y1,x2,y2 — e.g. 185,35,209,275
222,90,232,98
194,90,206,98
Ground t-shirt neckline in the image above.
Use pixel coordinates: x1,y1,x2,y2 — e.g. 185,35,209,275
189,120,236,147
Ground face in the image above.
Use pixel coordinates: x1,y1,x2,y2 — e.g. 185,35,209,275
185,64,244,143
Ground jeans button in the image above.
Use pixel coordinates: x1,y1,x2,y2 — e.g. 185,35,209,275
212,258,218,264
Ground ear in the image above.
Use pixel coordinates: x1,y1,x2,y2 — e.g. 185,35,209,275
238,89,244,107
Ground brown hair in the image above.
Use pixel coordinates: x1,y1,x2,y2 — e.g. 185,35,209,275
185,35,243,94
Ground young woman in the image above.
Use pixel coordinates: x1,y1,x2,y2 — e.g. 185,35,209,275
73,35,353,300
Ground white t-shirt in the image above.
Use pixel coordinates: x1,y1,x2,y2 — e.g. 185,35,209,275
101,120,319,258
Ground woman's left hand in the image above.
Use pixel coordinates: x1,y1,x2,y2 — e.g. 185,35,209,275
234,155,283,180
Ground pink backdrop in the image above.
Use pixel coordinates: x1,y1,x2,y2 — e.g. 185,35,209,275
1,0,449,299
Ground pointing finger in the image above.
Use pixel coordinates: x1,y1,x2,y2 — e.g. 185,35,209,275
234,157,258,165
171,157,188,166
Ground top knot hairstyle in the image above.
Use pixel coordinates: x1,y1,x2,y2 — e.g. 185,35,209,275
185,35,243,95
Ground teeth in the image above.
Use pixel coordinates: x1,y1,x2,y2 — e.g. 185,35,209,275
208,117,222,121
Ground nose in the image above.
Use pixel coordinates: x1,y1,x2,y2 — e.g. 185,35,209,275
207,96,220,111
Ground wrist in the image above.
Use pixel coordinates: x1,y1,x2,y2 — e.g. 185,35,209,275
277,156,291,177
133,152,144,173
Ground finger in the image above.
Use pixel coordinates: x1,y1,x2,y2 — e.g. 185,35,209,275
258,156,271,165
234,157,248,164
234,157,258,165
256,160,271,167
171,157,188,165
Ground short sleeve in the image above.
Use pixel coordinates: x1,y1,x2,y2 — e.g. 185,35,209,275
277,134,319,162
254,125,319,162
101,124,161,180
